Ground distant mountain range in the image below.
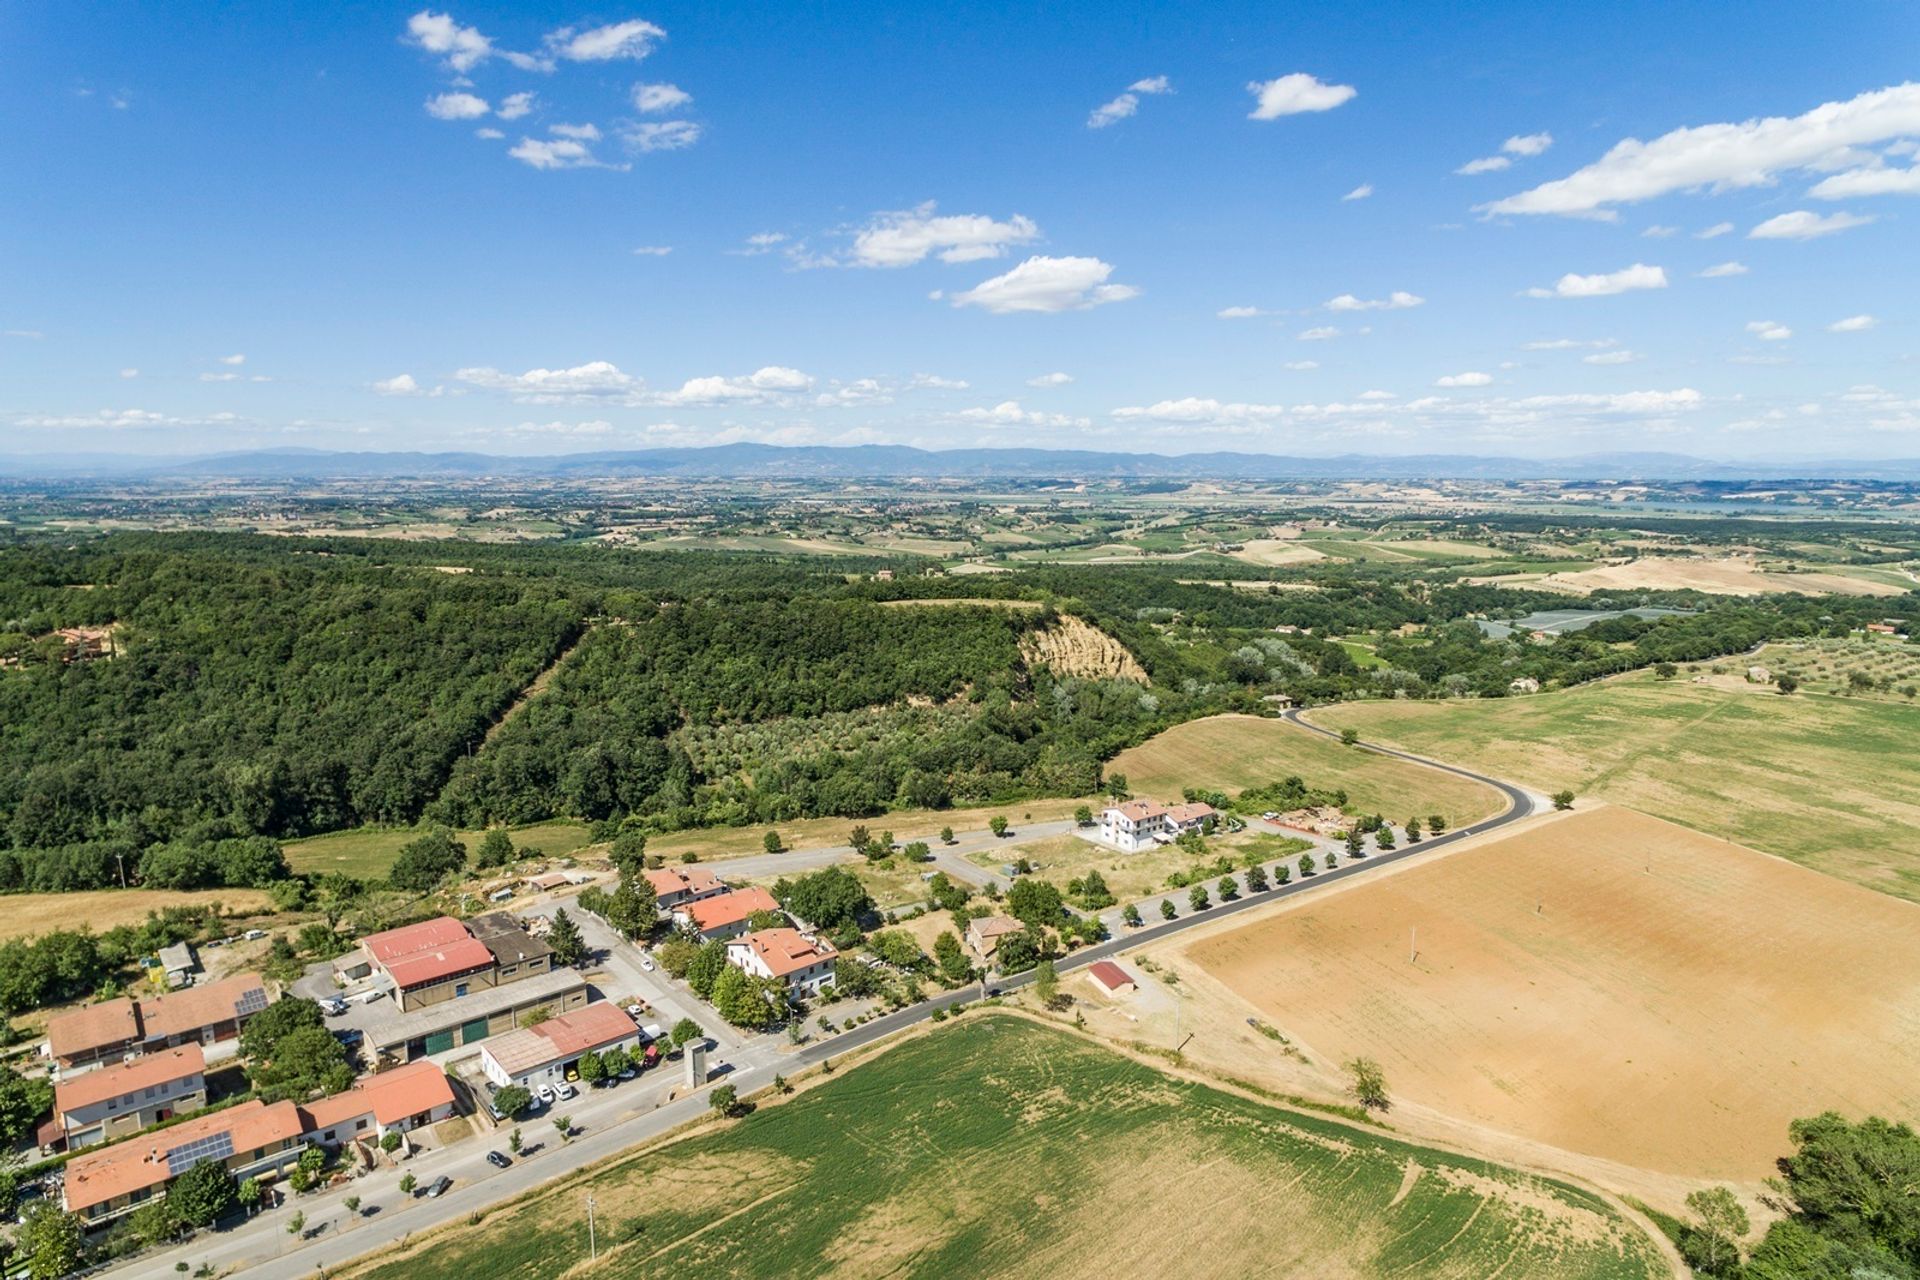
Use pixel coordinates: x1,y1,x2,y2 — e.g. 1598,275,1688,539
4,444,1920,482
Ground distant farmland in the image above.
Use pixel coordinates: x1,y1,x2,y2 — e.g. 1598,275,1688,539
340,1017,1666,1280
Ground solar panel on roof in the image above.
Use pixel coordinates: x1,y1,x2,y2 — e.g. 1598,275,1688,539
165,1130,234,1176
234,988,269,1018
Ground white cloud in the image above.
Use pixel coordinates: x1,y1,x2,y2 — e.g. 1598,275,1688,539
631,244,672,256
1297,326,1341,340
1524,263,1668,298
1342,183,1373,201
1325,290,1423,311
508,136,605,170
1282,360,1319,371
199,373,241,382
405,10,495,72
1246,73,1356,120
1696,222,1735,239
426,91,491,120
1088,74,1173,129
1748,209,1874,239
1699,260,1749,277
14,407,248,431
732,232,788,256
949,255,1139,314
3,329,44,339
656,366,814,406
1358,389,1396,400
1503,132,1554,157
1522,337,1617,350
549,122,601,141
957,400,1091,428
849,204,1040,267
118,368,138,379
1584,349,1640,364
906,373,969,390
1435,371,1493,388
1112,398,1287,424
1027,371,1075,387
475,127,505,140
373,374,421,396
457,361,642,400
1456,155,1511,176
1809,164,1920,199
546,19,665,62
623,120,701,152
496,91,535,121
1217,305,1267,319
1642,224,1679,237
1829,314,1877,332
1746,320,1792,341
814,379,892,407
632,82,692,113
1483,83,1920,217
219,353,246,365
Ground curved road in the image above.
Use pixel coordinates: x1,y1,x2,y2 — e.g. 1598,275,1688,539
135,719,1539,1280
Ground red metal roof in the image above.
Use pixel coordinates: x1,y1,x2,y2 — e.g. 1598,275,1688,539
361,917,474,966
381,938,496,990
1088,961,1135,992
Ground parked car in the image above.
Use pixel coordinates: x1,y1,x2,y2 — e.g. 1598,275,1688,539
486,1150,511,1169
626,1003,645,1019
638,956,655,972
424,1176,453,1198
334,1028,363,1048
556,1082,577,1100
617,1066,636,1081
537,1084,557,1106
322,998,347,1017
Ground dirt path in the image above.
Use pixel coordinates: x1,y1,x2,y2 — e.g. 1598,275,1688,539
480,625,595,748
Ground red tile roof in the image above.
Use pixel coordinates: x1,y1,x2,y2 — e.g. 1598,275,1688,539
730,928,837,978
46,998,139,1062
138,974,267,1041
681,886,779,932
361,917,474,966
644,866,724,898
1108,799,1169,822
299,1060,455,1133
63,1099,304,1214
56,1044,203,1115
1165,802,1217,825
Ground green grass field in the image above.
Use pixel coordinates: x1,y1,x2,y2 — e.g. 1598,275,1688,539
1321,672,1920,901
284,820,596,879
342,1017,1664,1280
1108,713,1504,830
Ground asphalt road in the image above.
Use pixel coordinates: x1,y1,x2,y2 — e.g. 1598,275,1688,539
122,720,1537,1280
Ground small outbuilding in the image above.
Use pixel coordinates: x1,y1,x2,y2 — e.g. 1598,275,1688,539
1086,961,1137,998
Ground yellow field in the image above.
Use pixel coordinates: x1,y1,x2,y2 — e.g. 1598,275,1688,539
1184,806,1920,1184
1518,556,1905,597
1107,714,1503,828
0,887,276,943
1314,673,1920,900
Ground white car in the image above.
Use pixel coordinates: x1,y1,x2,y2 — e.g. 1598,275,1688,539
627,1003,644,1019
537,1084,556,1105
556,1082,578,1100
638,956,655,972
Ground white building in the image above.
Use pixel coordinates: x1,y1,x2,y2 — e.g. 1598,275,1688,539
725,928,838,996
1097,799,1217,852
479,1002,642,1091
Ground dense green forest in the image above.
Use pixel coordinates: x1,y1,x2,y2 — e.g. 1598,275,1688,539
0,533,1912,895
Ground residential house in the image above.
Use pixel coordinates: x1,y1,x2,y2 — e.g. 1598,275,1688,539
674,887,782,941
725,928,838,996
46,973,269,1073
62,1098,307,1226
53,1045,207,1151
478,1002,642,1091
298,1060,457,1148
964,915,1026,958
1097,799,1216,852
643,865,728,913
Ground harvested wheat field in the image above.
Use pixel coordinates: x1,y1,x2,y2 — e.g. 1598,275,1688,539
1530,556,1904,597
1184,805,1920,1183
1018,614,1148,682
1109,713,1503,827
0,887,276,942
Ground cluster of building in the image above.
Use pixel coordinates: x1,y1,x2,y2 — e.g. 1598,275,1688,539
647,867,839,996
1096,799,1219,852
61,1060,455,1226
45,973,270,1076
338,913,589,1065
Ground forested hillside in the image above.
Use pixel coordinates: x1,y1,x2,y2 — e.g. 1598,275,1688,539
1,532,1904,897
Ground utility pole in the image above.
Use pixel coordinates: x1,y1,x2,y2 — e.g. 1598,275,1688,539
586,1193,596,1261
1409,926,1417,965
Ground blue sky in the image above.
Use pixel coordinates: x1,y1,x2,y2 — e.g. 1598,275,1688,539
3,1,1917,458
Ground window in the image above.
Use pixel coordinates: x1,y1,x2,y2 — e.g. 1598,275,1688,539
455,982,469,998
356,1118,368,1131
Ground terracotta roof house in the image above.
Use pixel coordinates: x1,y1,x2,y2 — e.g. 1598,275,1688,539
725,928,838,994
673,887,782,941
346,915,550,1012
964,915,1026,957
478,1002,642,1090
1087,961,1137,997
62,1098,307,1224
643,866,728,911
53,1045,207,1151
1099,799,1176,852
45,973,268,1071
1164,802,1217,831
298,1059,457,1146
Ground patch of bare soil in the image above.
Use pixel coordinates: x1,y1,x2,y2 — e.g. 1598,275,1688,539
1019,614,1149,683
